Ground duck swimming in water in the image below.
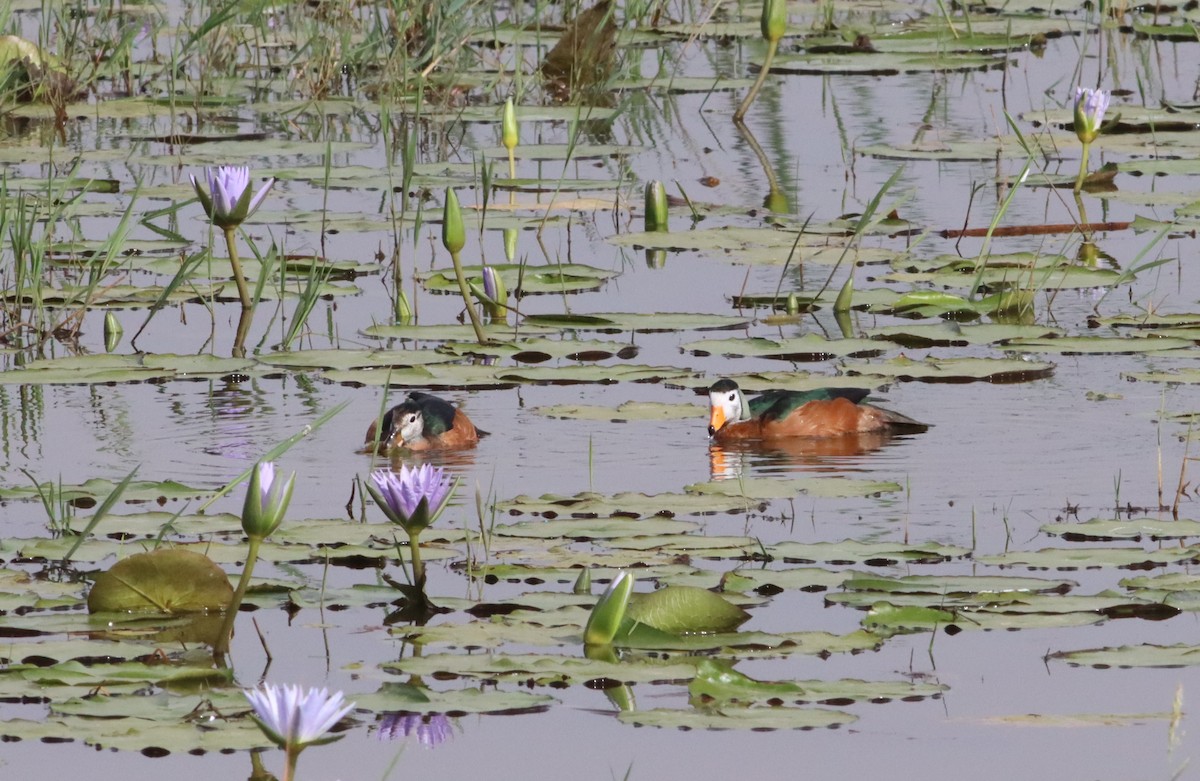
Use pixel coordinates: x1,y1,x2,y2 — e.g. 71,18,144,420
365,391,482,453
706,379,925,442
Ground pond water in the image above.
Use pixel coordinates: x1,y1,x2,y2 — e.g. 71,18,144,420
1,0,1199,779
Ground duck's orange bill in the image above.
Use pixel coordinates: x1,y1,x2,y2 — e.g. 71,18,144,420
708,406,726,435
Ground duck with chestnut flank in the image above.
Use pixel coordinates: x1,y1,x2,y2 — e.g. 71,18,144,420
707,379,925,442
365,392,483,453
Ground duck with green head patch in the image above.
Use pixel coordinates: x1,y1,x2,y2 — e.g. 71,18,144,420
365,391,483,453
707,379,926,441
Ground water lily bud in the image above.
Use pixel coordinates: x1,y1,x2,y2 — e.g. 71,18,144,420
480,265,508,319
241,461,295,540
834,275,854,313
502,97,518,152
1073,87,1110,145
573,568,592,595
103,311,123,352
442,188,465,255
584,571,634,645
644,180,668,232
761,0,787,43
503,227,517,263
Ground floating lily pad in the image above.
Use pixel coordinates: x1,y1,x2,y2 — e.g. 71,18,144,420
769,540,969,565
87,549,233,614
438,338,637,362
867,322,1063,347
495,491,766,519
626,586,750,634
1003,335,1194,355
617,704,858,730
419,263,619,295
1048,644,1200,669
682,335,888,360
686,476,902,500
1041,518,1200,542
841,355,1055,383
840,574,1077,596
977,547,1200,570
522,312,752,333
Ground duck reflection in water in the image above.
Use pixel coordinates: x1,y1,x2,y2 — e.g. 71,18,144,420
709,429,918,480
704,379,928,480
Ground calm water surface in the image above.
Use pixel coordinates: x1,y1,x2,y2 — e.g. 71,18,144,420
2,7,1198,780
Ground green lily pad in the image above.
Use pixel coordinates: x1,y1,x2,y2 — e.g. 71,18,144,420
522,312,752,333
841,355,1055,383
867,322,1063,347
977,547,1200,569
682,335,888,360
419,263,619,295
438,338,638,362
617,704,858,730
1041,518,1200,541
626,586,750,634
1004,335,1195,355
769,540,969,565
686,476,902,500
1048,644,1200,668
87,549,233,614
495,491,766,519
840,574,1077,596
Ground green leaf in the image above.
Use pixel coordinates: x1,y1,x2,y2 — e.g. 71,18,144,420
626,586,750,634
87,549,233,614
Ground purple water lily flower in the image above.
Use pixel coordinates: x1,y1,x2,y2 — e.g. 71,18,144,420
369,464,454,534
1073,87,1110,144
191,165,275,228
245,683,355,750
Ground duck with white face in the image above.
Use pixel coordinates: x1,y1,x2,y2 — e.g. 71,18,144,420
706,379,926,441
364,392,482,453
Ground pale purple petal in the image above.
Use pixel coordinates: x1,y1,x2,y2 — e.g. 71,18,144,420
246,683,354,749
245,178,275,218
257,461,276,513
208,166,250,219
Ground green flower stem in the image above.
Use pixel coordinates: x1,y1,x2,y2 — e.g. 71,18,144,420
282,744,301,781
222,225,253,311
449,248,487,344
214,534,262,658
733,38,779,123
408,530,425,589
1074,140,1091,193
507,149,516,181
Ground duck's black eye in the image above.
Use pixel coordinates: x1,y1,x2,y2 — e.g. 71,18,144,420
727,393,737,402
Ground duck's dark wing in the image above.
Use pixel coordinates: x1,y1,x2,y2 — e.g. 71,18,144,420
751,387,871,422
